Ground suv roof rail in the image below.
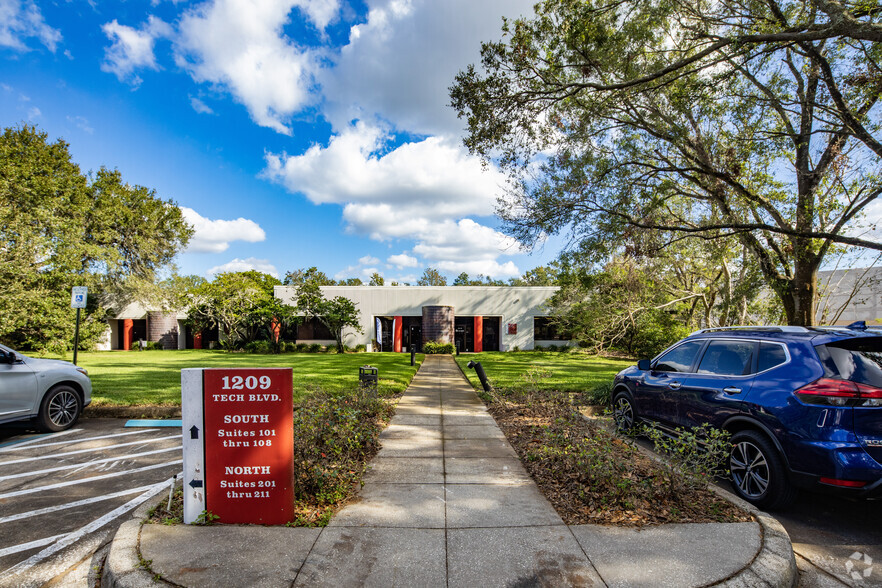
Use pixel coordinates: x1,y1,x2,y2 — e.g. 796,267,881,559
689,325,811,336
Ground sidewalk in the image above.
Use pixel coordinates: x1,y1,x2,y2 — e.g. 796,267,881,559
104,355,797,587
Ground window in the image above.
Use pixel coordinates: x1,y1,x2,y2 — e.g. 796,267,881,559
533,317,568,341
654,341,704,373
697,340,755,376
757,342,788,372
297,317,333,340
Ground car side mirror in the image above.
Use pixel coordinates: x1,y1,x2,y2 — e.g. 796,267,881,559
637,359,651,371
2,351,15,364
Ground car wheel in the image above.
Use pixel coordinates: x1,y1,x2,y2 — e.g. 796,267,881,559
729,430,795,510
613,391,636,431
38,385,82,432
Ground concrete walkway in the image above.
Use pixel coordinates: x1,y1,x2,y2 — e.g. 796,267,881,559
108,355,797,587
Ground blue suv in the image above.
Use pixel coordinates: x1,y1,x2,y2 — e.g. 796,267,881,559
612,324,882,509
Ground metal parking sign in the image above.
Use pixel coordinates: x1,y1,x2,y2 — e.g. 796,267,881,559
182,368,294,525
70,286,87,309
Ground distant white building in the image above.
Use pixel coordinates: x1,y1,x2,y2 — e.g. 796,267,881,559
273,286,570,352
817,267,882,326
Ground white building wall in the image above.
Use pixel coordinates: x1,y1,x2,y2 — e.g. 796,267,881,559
274,286,563,351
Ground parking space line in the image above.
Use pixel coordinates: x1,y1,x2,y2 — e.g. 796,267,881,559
0,434,182,466
0,534,69,558
0,446,182,482
0,460,183,500
0,429,159,452
0,485,158,524
0,429,81,450
3,476,179,577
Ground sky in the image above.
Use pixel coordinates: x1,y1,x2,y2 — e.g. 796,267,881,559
0,0,562,284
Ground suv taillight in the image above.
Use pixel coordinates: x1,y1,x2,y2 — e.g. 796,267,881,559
796,378,882,407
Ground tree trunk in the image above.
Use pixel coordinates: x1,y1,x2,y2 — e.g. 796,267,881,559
780,261,819,326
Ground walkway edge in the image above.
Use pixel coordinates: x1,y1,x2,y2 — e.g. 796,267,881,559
101,502,162,588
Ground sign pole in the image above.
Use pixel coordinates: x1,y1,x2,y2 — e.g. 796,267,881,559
73,307,81,366
70,286,87,365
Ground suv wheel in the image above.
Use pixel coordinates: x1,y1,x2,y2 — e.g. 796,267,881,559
38,385,82,432
729,430,795,510
613,391,636,431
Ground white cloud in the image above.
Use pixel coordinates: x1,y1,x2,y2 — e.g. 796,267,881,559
27,106,40,120
387,253,418,269
174,0,319,134
207,257,279,277
263,121,502,219
181,206,266,253
292,0,340,31
0,0,62,52
435,259,520,278
359,255,380,265
101,16,172,85
66,115,93,134
190,96,214,114
320,0,534,136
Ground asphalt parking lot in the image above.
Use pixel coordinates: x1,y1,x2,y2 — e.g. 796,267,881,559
0,418,182,588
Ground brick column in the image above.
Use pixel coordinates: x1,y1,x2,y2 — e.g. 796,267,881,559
474,316,483,352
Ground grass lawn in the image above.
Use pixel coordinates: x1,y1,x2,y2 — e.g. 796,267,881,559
454,351,633,395
66,350,424,406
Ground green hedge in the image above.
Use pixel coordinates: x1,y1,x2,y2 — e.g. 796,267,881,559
423,341,456,354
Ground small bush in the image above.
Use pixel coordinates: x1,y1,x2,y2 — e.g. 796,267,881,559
308,343,323,353
295,343,309,353
423,341,456,354
640,423,731,493
354,344,366,353
324,345,336,354
584,379,614,406
244,340,274,354
291,388,395,526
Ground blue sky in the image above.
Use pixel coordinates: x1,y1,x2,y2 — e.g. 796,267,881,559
0,0,561,283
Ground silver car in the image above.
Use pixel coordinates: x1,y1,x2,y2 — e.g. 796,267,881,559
0,343,92,431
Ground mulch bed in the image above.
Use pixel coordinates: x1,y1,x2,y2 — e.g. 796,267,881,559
486,393,752,527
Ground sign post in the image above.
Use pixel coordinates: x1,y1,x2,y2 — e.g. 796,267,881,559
182,368,294,525
70,287,87,365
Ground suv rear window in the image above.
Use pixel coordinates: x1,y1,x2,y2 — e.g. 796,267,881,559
815,338,882,388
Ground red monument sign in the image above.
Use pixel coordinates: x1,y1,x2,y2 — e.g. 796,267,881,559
201,368,293,524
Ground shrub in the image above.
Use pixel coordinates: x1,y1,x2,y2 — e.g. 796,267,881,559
583,379,614,406
423,341,456,354
295,343,309,353
324,345,336,354
308,343,323,353
354,344,366,353
244,340,273,354
639,423,731,493
290,388,395,526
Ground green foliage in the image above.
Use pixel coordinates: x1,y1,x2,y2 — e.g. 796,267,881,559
583,379,614,406
368,272,384,286
290,387,395,525
640,423,732,494
194,510,220,525
184,270,293,350
417,267,447,286
423,341,456,354
450,0,882,326
354,344,367,352
294,275,362,353
0,124,192,352
308,343,323,353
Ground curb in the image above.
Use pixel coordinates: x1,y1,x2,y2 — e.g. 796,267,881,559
575,413,798,587
101,499,165,588
708,486,798,587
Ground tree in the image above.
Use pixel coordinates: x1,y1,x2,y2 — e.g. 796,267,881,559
509,265,559,286
417,267,447,286
369,272,385,286
341,277,364,286
0,124,192,352
294,278,362,352
185,271,293,350
283,267,336,286
451,0,882,326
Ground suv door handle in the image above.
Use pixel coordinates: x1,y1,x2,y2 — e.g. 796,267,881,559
723,386,742,394
668,381,682,390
